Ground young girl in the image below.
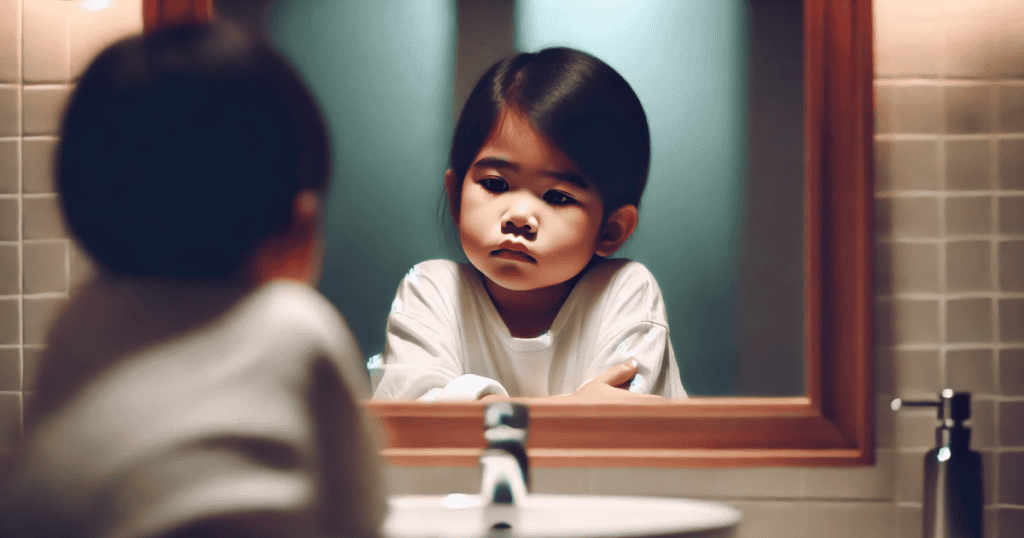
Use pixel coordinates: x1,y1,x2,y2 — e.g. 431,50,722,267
372,47,686,402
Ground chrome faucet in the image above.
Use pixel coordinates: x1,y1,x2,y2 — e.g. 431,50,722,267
480,402,529,506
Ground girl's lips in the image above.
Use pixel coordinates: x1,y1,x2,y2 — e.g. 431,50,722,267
491,249,536,263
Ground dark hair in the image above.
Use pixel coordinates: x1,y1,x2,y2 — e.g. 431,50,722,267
57,22,330,279
446,47,650,222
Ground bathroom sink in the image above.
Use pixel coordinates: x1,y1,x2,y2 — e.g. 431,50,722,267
383,494,742,538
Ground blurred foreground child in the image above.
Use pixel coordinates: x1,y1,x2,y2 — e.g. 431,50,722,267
2,22,384,538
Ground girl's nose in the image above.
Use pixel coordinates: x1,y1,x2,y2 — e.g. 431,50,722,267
502,199,539,235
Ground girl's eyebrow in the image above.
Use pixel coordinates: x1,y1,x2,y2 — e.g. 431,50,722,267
473,157,590,190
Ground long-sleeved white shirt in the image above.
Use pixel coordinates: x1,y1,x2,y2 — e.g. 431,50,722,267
372,258,687,401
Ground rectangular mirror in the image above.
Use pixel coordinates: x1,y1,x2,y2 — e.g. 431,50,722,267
145,0,875,467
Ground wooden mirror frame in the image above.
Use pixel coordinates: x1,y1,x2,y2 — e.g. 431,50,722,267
144,0,874,467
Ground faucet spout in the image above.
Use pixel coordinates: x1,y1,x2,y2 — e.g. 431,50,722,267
480,402,530,505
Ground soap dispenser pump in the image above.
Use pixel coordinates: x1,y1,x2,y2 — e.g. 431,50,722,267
891,389,983,538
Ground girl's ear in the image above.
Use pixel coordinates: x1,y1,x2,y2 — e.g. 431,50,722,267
444,169,460,224
595,204,638,257
248,190,324,286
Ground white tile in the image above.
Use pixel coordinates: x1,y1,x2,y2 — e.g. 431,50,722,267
384,465,458,496
589,466,803,499
0,0,19,83
801,450,896,501
23,0,71,82
0,139,17,194
991,0,1024,78
801,501,894,538
873,0,944,77
22,138,55,193
23,85,71,136
0,86,17,136
69,0,143,79
940,0,1000,78
530,467,590,494
730,500,804,538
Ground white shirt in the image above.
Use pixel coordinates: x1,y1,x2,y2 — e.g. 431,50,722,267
4,279,385,538
371,258,687,400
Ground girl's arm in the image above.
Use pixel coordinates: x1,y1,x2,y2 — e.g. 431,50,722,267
371,262,509,401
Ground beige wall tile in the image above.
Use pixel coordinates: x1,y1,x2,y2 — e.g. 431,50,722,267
998,86,1024,133
384,465,458,495
894,349,942,398
894,241,940,293
999,508,1024,538
946,86,995,134
0,243,16,295
992,0,1024,78
0,86,17,137
0,347,18,391
450,466,481,494
896,450,927,503
875,241,893,296
22,296,64,346
22,138,56,194
0,391,21,450
883,197,940,239
999,299,1024,342
68,241,93,290
876,139,939,191
877,299,941,346
876,347,896,397
530,467,590,494
23,85,71,136
875,85,943,134
999,451,1024,505
802,450,895,500
877,394,896,449
0,0,19,83
0,198,17,240
21,346,41,392
947,298,993,343
999,401,1024,447
999,140,1024,190
896,408,939,450
947,240,992,291
69,0,144,79
947,139,994,191
23,241,67,294
949,196,993,236
590,467,802,499
23,0,71,83
873,0,942,78
23,195,66,239
1000,349,1024,396
968,399,996,449
999,197,1024,234
897,505,922,538
729,501,803,538
940,1,998,78
0,299,16,345
946,349,995,395
800,501,893,538
0,139,17,194
999,241,1024,291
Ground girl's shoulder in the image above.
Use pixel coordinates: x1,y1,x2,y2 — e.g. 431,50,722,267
580,257,661,292
401,259,475,290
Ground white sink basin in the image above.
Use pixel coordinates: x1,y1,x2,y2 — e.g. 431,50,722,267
383,494,742,538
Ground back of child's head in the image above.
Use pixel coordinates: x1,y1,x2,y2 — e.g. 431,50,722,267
447,47,650,220
57,22,330,280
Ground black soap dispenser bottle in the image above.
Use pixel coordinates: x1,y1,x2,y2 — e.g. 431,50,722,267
891,389,983,538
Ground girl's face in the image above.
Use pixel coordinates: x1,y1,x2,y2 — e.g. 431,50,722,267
452,110,606,293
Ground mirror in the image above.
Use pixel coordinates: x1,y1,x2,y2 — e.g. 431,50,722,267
145,0,874,466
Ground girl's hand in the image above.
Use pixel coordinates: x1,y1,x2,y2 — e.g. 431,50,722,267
566,360,665,403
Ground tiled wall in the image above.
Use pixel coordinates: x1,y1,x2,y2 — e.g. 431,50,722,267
0,0,140,451
0,1,1021,537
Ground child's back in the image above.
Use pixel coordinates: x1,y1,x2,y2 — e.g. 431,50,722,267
2,22,384,538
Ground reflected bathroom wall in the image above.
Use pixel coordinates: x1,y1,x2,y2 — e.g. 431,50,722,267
265,0,804,396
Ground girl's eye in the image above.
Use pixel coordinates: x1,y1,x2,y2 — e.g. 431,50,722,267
544,190,576,205
479,178,509,193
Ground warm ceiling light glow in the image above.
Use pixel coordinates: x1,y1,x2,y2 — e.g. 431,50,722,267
79,0,114,11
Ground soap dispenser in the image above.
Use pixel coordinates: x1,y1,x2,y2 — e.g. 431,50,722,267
891,389,983,538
